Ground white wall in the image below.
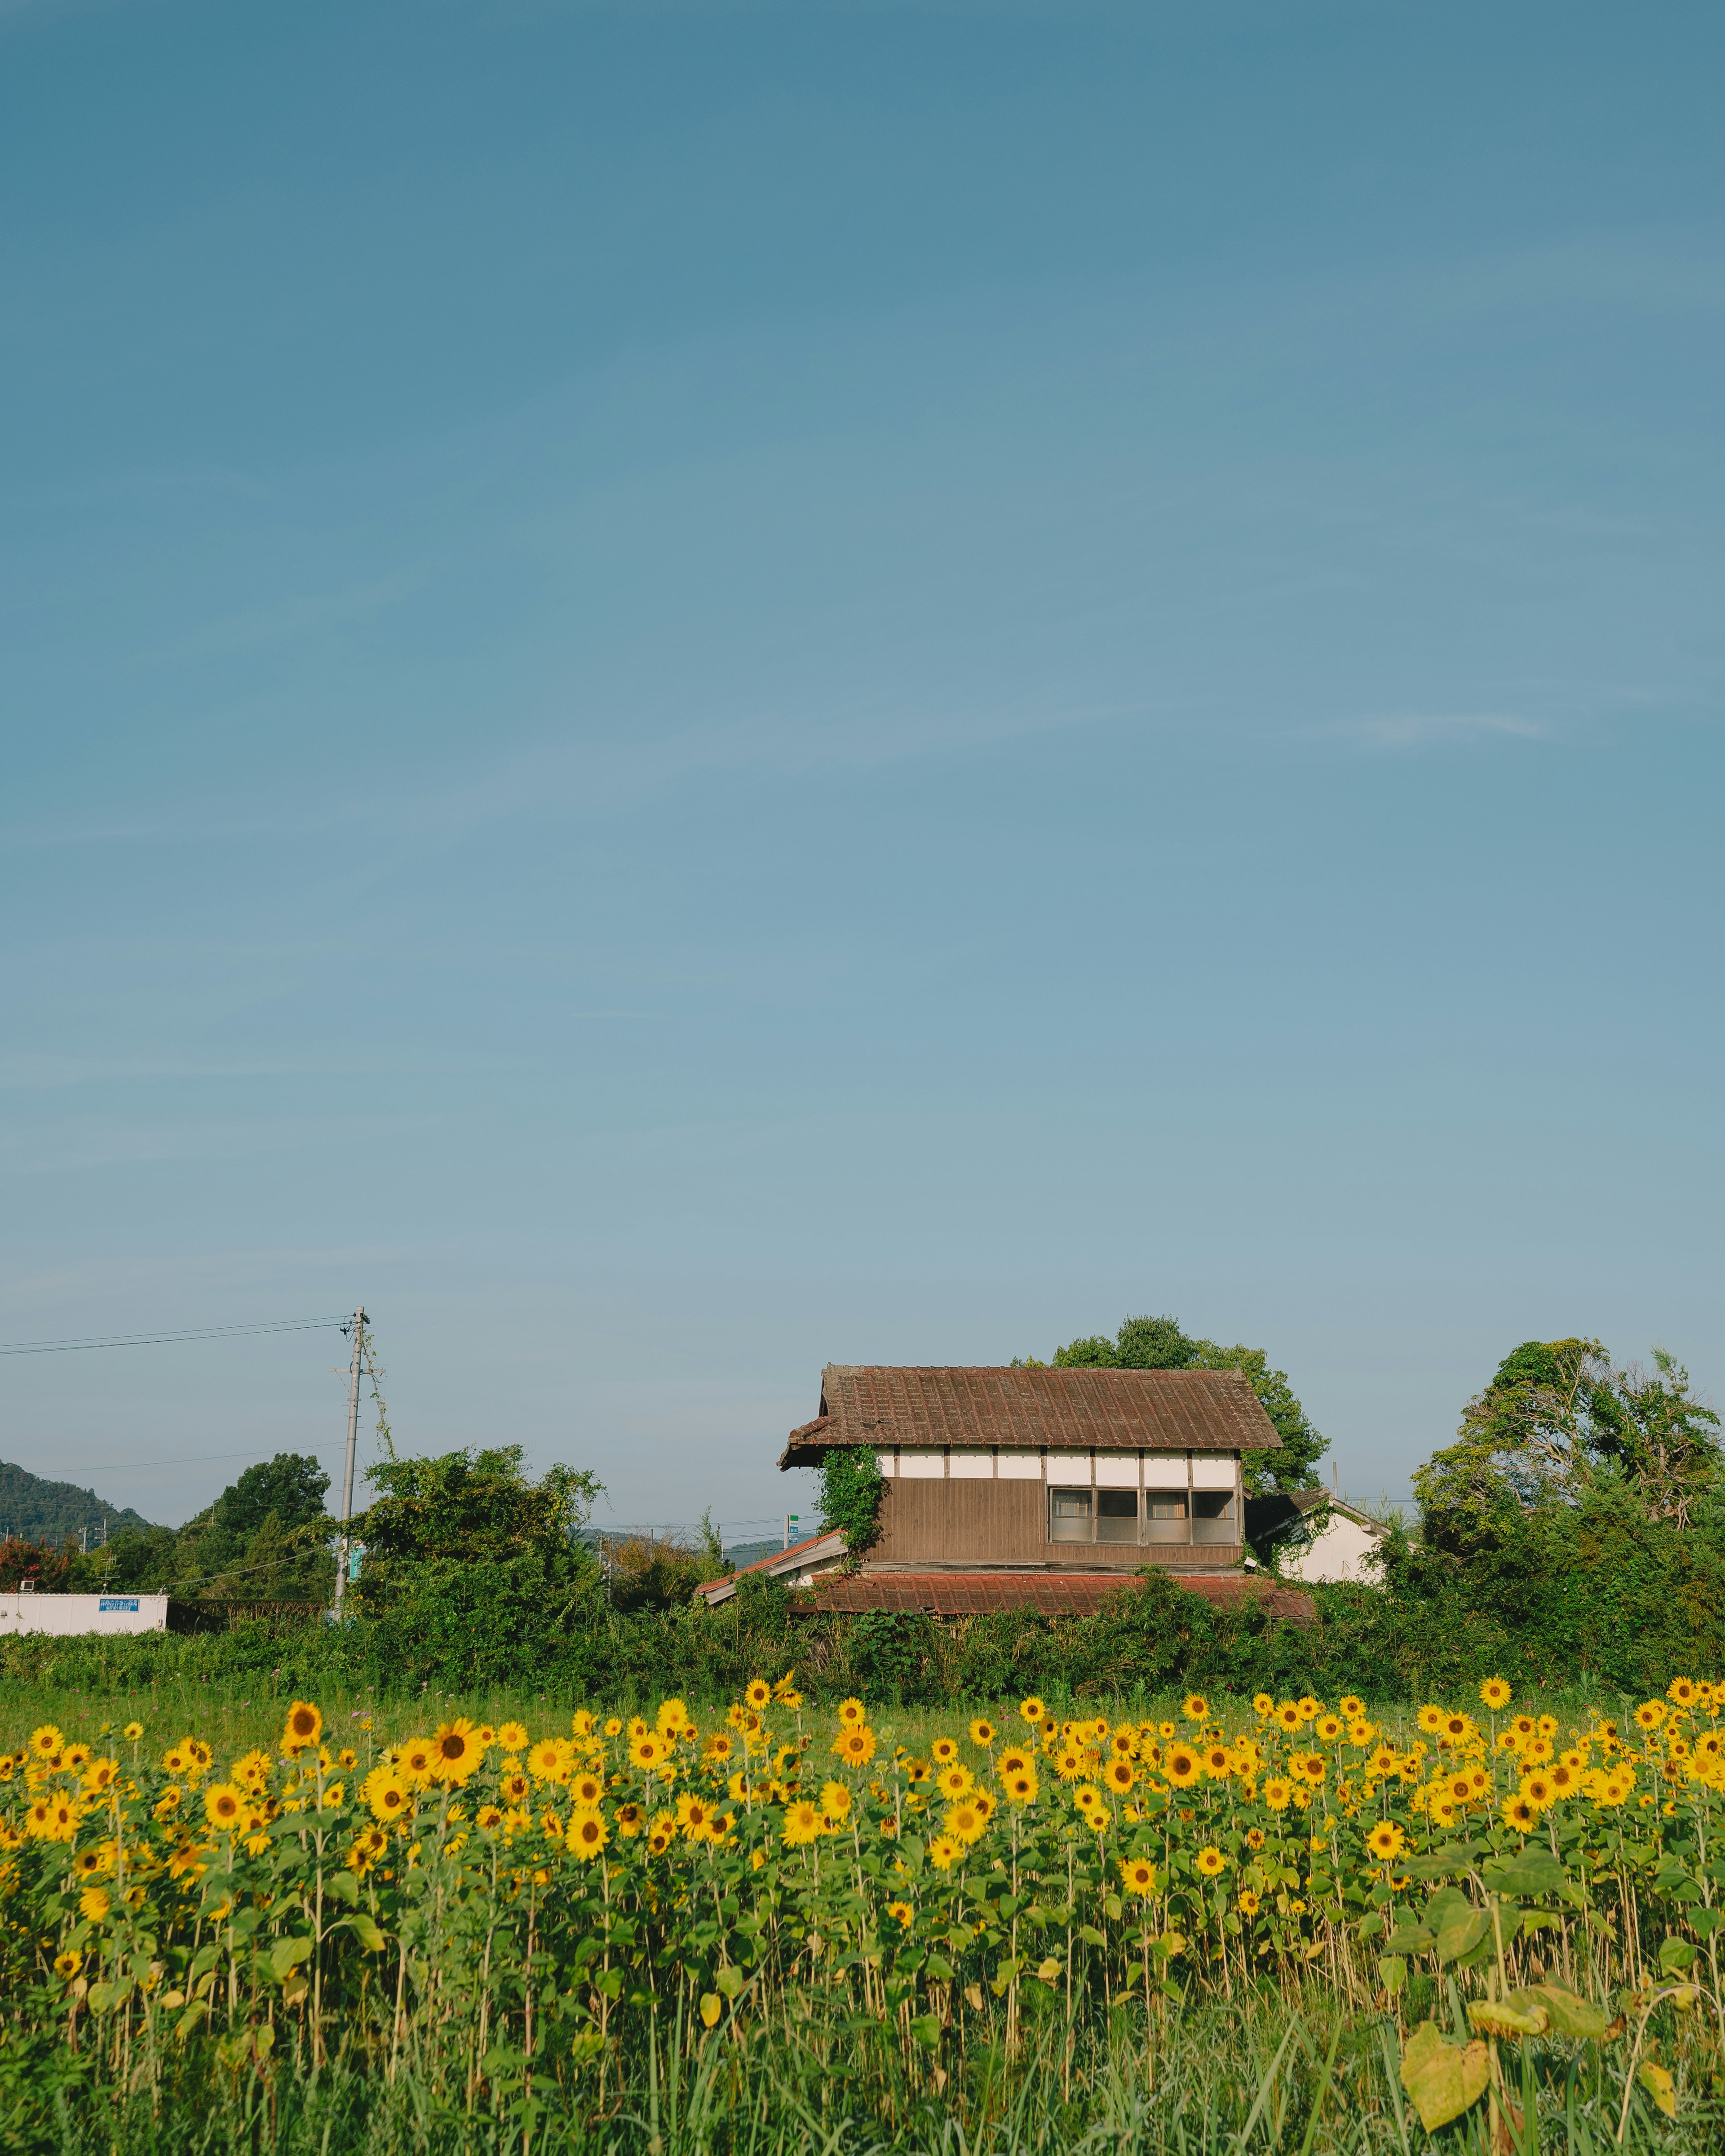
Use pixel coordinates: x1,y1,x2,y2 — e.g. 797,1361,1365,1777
1282,1515,1385,1587
0,1593,169,1636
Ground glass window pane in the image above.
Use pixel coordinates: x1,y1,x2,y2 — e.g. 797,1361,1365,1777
1048,1489,1092,1542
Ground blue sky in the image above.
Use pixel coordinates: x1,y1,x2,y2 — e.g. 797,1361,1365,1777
3,0,1721,1538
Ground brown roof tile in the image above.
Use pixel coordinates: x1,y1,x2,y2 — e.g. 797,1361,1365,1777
792,1569,1314,1622
778,1365,1279,1467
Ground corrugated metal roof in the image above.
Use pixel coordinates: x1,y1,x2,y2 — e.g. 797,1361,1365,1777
790,1569,1314,1621
778,1365,1280,1467
694,1530,846,1606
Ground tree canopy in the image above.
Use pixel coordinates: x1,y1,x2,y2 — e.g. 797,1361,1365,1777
212,1454,329,1544
1416,1338,1722,1547
1017,1314,1327,1493
356,1447,602,1567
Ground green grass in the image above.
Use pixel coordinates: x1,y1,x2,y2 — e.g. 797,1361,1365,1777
4,1991,1720,2153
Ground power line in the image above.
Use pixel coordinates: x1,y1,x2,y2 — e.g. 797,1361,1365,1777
1,1447,343,1481
0,1317,350,1358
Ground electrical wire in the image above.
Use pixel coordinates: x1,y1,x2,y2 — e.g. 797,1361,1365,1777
0,1447,341,1484
0,1317,350,1358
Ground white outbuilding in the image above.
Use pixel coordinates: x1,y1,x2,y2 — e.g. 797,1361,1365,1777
0,1591,168,1636
1245,1489,1398,1586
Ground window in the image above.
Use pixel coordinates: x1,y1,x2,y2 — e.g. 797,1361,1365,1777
1048,1488,1092,1542
1144,1489,1189,1543
1193,1490,1236,1544
1097,1489,1139,1543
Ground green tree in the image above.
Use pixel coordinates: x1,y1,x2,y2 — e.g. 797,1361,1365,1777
212,1453,329,1543
1418,1338,1722,1546
1025,1314,1326,1494
357,1447,602,1566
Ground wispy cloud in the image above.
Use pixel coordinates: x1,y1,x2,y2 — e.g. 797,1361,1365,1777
1339,712,1548,751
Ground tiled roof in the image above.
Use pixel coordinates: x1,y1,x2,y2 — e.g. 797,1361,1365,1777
790,1569,1314,1622
778,1365,1280,1467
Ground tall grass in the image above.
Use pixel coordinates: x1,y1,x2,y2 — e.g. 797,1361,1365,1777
5,1995,1721,2152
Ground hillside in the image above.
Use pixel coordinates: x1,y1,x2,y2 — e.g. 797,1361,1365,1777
0,1461,154,1548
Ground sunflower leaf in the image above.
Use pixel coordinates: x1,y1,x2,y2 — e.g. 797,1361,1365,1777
1399,2021,1490,2132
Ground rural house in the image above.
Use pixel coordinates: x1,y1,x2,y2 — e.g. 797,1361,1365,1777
701,1365,1314,1619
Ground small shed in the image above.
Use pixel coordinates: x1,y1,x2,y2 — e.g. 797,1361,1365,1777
1244,1490,1393,1586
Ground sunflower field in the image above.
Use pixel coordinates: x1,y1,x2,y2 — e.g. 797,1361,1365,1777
5,1676,1725,2151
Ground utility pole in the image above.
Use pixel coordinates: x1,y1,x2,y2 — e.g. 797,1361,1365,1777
332,1308,366,1619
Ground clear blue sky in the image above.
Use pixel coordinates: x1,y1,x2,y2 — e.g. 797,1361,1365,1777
3,0,1721,1538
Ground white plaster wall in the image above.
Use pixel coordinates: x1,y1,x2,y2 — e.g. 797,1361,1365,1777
1283,1516,1385,1586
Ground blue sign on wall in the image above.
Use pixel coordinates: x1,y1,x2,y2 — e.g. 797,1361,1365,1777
98,1598,140,1613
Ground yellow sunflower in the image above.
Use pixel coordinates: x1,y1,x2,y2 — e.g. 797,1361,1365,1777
429,1720,482,1785
203,1783,244,1830
1479,1677,1512,1710
1163,1746,1200,1789
362,1765,411,1823
281,1701,323,1752
566,1809,609,1860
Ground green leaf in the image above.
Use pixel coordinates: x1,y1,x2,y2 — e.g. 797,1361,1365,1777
85,1979,131,2015
1659,1936,1698,1975
1401,1843,1481,1882
908,2014,941,2051
1484,1850,1567,1901
270,1935,316,1984
714,1965,746,1999
340,1914,386,1953
924,1954,955,1982
1399,2021,1490,2133
1377,1954,1407,1997
324,1871,360,1909
189,1941,225,1983
1078,1926,1107,1949
1513,1984,1610,2041
1434,1909,1492,1966
1383,1925,1435,1956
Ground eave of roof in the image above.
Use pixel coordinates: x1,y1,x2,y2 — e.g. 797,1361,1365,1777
787,1569,1314,1623
779,1364,1281,1469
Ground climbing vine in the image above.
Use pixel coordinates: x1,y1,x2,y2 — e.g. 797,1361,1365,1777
817,1446,884,1562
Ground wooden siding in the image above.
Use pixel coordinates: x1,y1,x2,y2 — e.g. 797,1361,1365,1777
870,1476,1242,1569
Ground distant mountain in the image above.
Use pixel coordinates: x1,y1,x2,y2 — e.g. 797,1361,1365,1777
0,1462,154,1548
